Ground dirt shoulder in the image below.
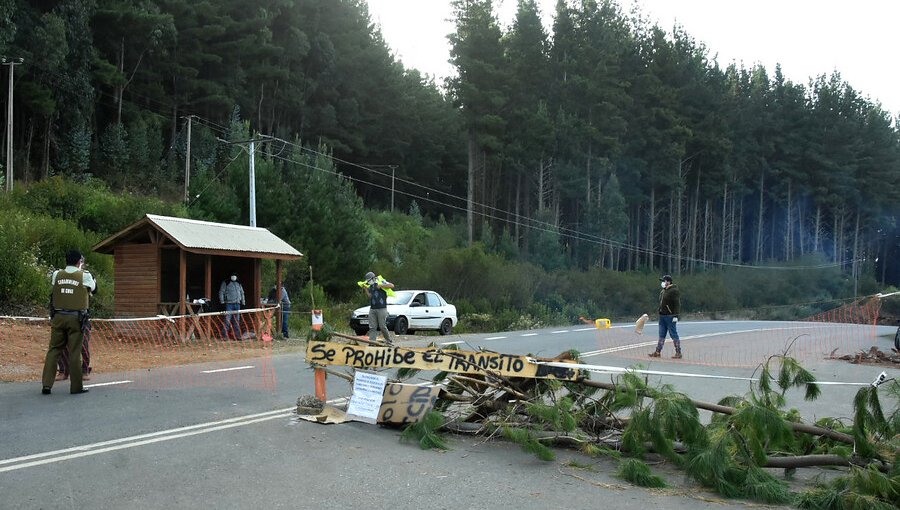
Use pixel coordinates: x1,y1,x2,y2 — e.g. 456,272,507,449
0,319,307,383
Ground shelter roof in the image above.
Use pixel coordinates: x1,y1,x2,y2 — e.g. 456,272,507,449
93,214,303,260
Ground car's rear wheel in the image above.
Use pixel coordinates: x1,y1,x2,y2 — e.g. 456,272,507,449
439,318,452,335
394,316,409,335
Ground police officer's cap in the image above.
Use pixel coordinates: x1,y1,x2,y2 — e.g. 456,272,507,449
66,250,83,265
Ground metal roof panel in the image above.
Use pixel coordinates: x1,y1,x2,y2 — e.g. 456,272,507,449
146,214,302,257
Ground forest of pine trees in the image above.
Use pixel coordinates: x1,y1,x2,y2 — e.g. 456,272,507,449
2,0,899,283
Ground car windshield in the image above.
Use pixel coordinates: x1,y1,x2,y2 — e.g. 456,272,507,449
387,291,414,305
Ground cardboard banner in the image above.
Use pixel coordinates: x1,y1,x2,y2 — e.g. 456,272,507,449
306,341,580,381
378,383,440,425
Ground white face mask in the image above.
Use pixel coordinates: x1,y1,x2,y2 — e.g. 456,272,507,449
231,275,237,282
661,281,667,289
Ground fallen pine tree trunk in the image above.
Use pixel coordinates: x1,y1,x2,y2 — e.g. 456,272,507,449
579,379,855,445
441,422,890,471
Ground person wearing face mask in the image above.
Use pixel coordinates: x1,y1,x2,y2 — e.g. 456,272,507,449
41,250,96,395
649,274,682,359
219,272,246,339
362,271,394,344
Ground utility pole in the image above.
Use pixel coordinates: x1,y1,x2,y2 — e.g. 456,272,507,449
249,140,257,227
389,164,397,212
2,57,23,192
359,163,399,211
183,115,193,203
216,134,272,227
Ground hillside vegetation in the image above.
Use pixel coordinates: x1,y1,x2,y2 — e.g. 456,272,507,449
0,177,882,332
1,1,898,326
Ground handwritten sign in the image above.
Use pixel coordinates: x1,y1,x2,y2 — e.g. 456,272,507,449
306,341,580,381
378,384,440,425
345,370,388,424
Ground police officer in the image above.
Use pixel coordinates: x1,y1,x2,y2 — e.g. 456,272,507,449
41,250,96,395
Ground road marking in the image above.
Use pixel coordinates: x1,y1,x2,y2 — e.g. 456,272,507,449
440,341,464,346
85,380,132,388
581,341,659,357
579,326,823,358
484,336,506,340
574,327,595,332
551,330,569,334
0,407,295,473
521,333,538,337
202,365,254,374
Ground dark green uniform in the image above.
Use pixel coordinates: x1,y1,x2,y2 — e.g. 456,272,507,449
42,269,90,393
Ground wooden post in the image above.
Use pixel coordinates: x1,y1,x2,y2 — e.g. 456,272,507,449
178,249,187,341
254,258,261,308
204,255,212,303
179,249,187,316
314,367,327,401
275,259,283,336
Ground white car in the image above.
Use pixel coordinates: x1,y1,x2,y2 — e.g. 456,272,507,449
350,290,458,336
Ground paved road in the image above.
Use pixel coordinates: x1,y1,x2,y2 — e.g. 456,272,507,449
1,320,896,509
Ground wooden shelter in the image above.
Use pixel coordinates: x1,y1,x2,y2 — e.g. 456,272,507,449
93,214,303,318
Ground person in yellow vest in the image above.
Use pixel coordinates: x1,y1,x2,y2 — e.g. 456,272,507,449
41,250,96,395
362,271,394,344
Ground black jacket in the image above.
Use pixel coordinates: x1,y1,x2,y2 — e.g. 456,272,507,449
658,284,681,316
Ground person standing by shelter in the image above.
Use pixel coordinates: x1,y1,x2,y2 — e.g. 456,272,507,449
56,272,97,381
649,274,682,359
363,271,394,344
41,250,95,395
219,272,245,339
267,284,291,338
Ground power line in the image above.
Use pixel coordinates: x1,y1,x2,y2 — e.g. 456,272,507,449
262,144,845,270
4,70,850,271
266,137,846,270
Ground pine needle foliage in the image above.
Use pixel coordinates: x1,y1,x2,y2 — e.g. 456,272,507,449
685,427,744,498
621,407,651,457
395,366,420,380
617,379,705,464
741,465,794,504
527,396,577,433
306,322,334,343
502,426,555,461
796,465,900,510
852,386,886,459
607,371,649,413
581,443,621,459
616,458,667,488
753,354,820,408
399,411,449,450
730,402,794,465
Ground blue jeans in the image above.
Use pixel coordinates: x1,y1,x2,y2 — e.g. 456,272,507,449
224,303,241,337
656,316,681,352
281,309,290,337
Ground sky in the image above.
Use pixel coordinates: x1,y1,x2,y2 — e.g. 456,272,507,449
365,0,900,118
